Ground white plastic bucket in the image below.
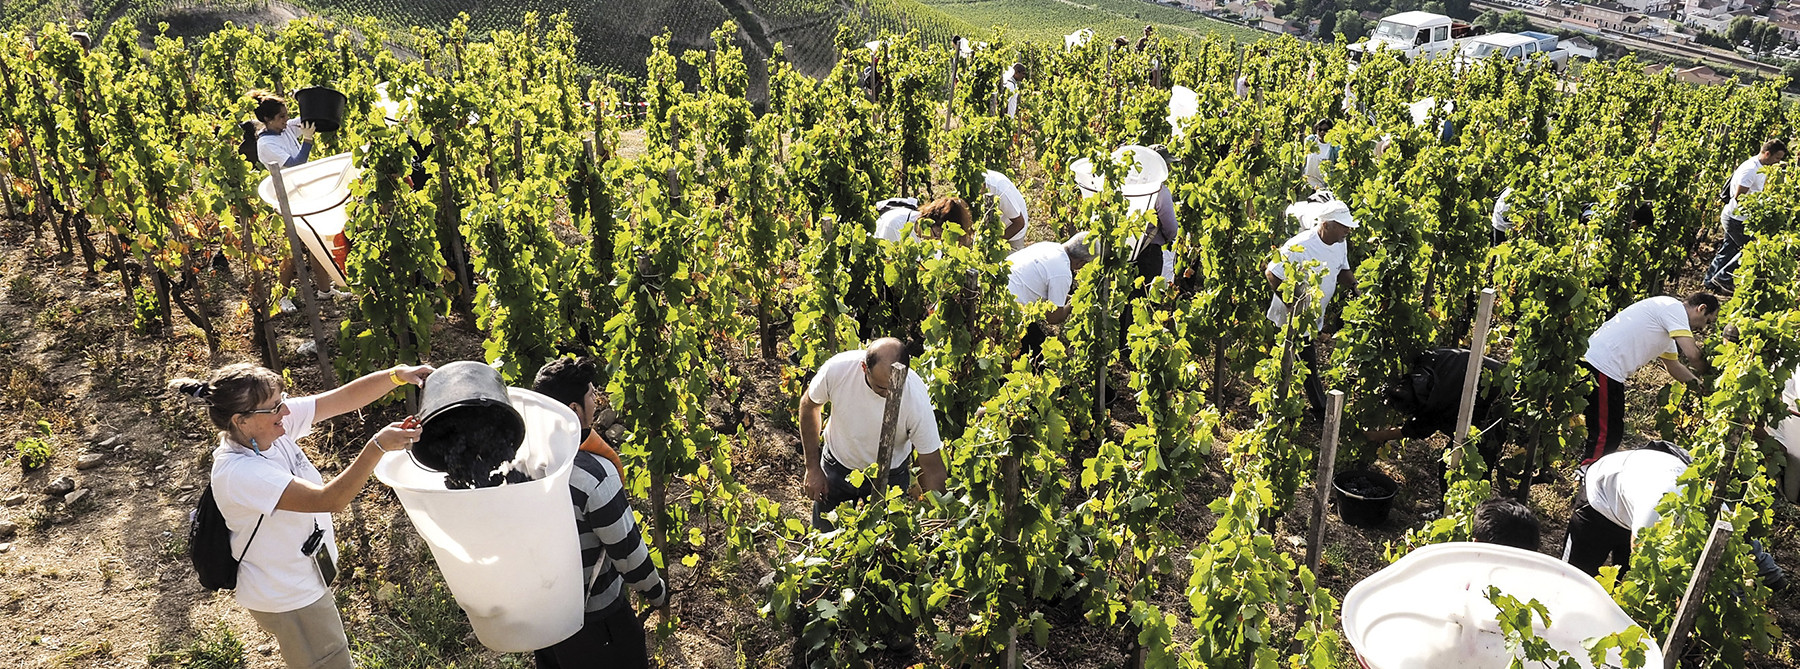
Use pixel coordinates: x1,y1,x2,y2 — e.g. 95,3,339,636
1342,542,1663,669
375,388,585,653
257,151,358,287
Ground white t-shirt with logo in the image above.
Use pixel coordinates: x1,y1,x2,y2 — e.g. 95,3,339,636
1265,228,1351,331
1006,242,1073,307
1721,156,1767,223
1584,448,1688,538
1583,296,1693,383
984,170,1029,243
806,350,943,470
874,207,921,242
210,395,338,614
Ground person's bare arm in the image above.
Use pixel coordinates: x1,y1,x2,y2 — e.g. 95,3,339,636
916,450,948,494
1660,356,1700,384
1046,304,1073,325
1265,268,1282,289
800,394,828,500
1674,335,1708,375
313,365,433,422
275,422,419,513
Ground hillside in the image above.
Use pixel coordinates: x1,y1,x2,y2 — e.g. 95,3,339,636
922,0,1265,44
0,0,978,82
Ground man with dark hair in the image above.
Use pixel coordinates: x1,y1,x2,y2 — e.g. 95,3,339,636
530,357,665,669
1707,139,1787,293
1578,292,1717,465
532,357,622,475
1472,497,1540,551
800,338,949,530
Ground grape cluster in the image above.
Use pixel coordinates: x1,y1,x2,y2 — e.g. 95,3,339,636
417,407,530,490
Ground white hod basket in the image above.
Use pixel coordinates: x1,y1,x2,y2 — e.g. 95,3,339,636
256,151,358,288
1342,542,1664,669
375,388,584,653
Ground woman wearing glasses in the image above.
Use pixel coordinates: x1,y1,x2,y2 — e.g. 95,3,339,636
168,362,432,669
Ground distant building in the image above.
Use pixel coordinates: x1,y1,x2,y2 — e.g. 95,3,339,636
1774,19,1800,42
1645,63,1731,84
1562,36,1600,57
1246,0,1274,19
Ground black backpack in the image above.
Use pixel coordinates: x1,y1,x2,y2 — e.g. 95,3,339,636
190,484,262,591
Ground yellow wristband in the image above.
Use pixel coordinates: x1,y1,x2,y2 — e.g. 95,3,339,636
389,369,406,386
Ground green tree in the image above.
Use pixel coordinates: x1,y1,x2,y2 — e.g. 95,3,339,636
1338,9,1369,41
1318,10,1339,38
1728,15,1754,47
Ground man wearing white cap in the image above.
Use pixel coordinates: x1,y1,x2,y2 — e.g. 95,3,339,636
984,170,1031,250
1266,199,1358,412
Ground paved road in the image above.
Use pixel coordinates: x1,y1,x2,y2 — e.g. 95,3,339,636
1469,0,1781,76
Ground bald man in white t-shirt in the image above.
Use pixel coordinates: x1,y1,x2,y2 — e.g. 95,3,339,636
799,338,948,530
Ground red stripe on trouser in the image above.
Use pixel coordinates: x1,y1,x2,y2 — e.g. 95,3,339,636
1591,370,1611,464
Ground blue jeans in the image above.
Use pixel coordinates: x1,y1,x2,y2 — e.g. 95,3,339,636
1704,217,1749,289
811,450,911,531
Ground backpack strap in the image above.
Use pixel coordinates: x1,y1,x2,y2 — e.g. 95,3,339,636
238,514,265,562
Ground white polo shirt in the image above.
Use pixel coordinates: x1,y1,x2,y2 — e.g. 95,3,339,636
210,395,338,613
1721,155,1767,222
1583,448,1689,538
1583,296,1693,383
1265,228,1350,331
1006,242,1073,307
984,170,1029,243
806,350,943,470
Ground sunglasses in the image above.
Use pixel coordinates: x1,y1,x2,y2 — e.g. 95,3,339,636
242,393,289,417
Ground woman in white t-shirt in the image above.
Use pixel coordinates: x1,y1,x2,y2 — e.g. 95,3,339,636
249,89,318,169
169,362,432,669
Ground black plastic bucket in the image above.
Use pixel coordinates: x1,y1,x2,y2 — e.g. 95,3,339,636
414,361,525,477
294,86,348,133
1333,469,1399,528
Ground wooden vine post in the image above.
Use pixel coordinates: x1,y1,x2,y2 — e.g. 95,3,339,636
1001,431,1025,669
1705,428,1743,526
264,160,339,387
1452,288,1497,473
871,362,909,497
1662,520,1735,668
1306,390,1346,576
433,126,474,315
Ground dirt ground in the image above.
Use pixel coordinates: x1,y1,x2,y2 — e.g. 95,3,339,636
1,196,1798,668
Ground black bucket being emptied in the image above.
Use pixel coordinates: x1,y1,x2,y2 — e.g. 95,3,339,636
293,86,348,133
416,361,528,490
1333,468,1399,528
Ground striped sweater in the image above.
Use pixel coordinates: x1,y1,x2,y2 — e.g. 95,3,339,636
569,451,667,615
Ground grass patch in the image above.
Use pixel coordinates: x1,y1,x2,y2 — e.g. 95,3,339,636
147,623,247,669
160,531,189,564
350,575,477,669
49,639,113,668
7,272,48,306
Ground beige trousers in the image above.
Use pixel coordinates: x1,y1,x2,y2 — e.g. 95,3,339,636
248,593,352,669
